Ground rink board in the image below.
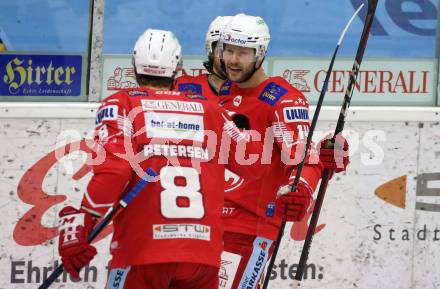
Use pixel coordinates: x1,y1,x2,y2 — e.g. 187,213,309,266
0,107,439,289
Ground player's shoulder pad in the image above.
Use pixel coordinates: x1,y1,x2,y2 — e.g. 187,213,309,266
265,76,308,105
174,74,207,95
177,82,203,95
257,80,289,106
281,105,310,123
218,80,232,96
100,89,129,106
95,96,120,126
174,73,199,83
153,89,207,101
268,77,310,123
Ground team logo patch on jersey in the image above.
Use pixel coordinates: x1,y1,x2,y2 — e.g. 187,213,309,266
224,169,244,192
258,82,287,106
219,80,232,96
153,224,211,241
265,202,275,217
145,112,204,141
283,106,309,123
95,105,118,125
127,89,148,97
141,99,204,113
233,95,242,107
178,83,203,95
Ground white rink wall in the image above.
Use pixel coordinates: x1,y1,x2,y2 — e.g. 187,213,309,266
0,105,440,289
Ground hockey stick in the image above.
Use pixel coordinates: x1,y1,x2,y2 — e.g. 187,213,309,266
261,2,370,289
291,1,378,288
38,168,158,289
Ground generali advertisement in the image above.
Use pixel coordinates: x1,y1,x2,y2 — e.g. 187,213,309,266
101,55,436,106
275,58,436,106
1,116,439,289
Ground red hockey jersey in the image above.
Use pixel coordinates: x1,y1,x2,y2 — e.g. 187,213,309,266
81,88,262,268
218,77,323,240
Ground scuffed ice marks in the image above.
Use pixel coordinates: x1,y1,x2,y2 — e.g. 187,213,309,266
25,120,52,137
422,122,439,161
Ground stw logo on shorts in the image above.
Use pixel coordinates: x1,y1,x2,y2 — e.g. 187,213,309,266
283,106,309,123
58,213,85,244
153,224,211,241
95,105,118,125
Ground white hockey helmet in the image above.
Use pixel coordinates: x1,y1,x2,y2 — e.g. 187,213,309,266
220,13,270,61
205,16,232,55
132,29,182,78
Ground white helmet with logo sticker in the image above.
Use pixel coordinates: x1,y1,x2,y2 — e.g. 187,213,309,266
220,13,270,60
133,29,182,78
205,16,233,55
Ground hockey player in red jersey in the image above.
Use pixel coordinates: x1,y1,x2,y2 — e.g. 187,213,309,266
215,14,349,289
173,16,232,99
56,28,264,289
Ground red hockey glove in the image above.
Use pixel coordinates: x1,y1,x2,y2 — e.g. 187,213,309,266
58,206,97,279
276,182,312,222
319,134,349,173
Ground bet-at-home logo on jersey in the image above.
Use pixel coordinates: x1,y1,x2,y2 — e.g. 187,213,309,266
145,112,204,141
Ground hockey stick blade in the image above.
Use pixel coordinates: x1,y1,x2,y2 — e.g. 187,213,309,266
261,2,369,289
290,1,378,288
37,168,158,289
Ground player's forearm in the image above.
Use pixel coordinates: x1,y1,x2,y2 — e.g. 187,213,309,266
81,155,133,216
287,162,323,194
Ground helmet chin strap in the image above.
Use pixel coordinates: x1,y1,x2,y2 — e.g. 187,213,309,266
205,54,228,80
203,58,214,73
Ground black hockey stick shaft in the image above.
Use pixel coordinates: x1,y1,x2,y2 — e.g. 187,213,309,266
291,1,378,288
38,168,158,289
261,2,369,289
335,0,378,135
291,170,330,287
